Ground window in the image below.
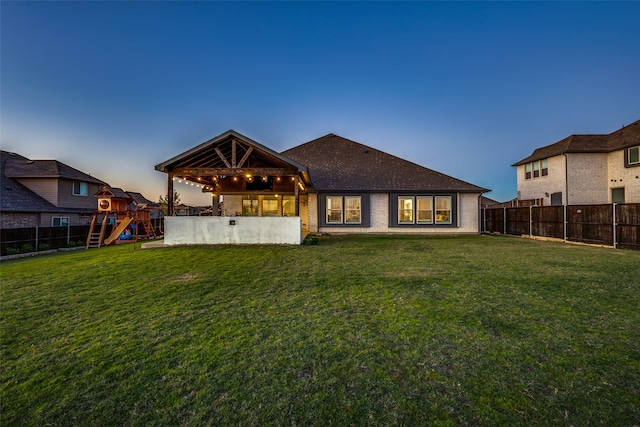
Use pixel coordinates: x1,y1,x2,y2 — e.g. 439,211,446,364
612,188,625,204
526,160,548,179
326,196,362,224
242,195,259,216
393,195,453,226
344,196,361,224
262,196,279,216
398,197,414,223
326,196,343,223
52,217,69,227
282,196,295,216
435,196,452,224
629,146,639,165
73,181,88,196
416,196,433,223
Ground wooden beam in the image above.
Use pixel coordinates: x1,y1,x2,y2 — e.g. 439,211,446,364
237,147,253,168
167,172,174,216
214,147,231,168
172,167,297,176
231,139,237,168
294,175,299,216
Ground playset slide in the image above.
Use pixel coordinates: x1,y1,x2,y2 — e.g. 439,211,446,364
104,217,133,245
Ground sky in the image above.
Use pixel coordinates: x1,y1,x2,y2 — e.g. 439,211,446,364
2,1,639,205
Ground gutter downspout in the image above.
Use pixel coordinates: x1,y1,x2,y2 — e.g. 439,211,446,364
564,153,569,206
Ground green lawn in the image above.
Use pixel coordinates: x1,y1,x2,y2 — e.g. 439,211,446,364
1,235,639,426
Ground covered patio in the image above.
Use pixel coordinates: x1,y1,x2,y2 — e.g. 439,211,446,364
155,130,312,245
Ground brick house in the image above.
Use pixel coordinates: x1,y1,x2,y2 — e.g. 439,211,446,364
155,130,488,244
1,151,104,228
513,119,640,205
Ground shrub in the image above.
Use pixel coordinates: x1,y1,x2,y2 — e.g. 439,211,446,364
20,243,34,253
38,243,50,251
303,236,319,246
4,247,20,255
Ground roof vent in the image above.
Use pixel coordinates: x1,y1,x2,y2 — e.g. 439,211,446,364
363,150,370,154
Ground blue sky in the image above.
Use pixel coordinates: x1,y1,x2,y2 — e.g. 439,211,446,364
2,1,639,205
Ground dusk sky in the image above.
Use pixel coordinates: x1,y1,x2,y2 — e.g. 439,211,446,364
2,1,639,205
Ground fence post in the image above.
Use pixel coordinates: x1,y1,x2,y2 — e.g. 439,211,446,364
482,207,486,233
529,205,533,237
503,207,507,235
67,224,71,245
563,205,567,242
612,203,617,249
35,226,39,252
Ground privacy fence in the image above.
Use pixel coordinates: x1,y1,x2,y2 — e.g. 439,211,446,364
0,218,164,256
482,203,640,250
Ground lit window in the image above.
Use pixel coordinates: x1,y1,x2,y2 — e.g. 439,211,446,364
262,196,279,216
525,164,532,180
73,181,88,196
630,146,640,165
52,217,69,227
326,196,343,223
398,197,414,223
242,195,259,216
416,196,433,223
435,196,452,224
344,196,361,224
533,161,540,178
282,196,295,216
541,159,548,176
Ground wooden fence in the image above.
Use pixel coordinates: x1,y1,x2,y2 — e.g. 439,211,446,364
0,218,164,256
482,203,640,250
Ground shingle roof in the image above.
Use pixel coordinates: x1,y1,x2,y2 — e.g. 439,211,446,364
126,191,157,206
3,153,103,184
1,152,58,212
282,134,488,193
513,119,640,166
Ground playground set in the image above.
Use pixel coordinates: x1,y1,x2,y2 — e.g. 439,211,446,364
86,186,160,248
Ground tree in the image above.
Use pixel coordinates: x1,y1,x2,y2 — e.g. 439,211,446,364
158,191,181,215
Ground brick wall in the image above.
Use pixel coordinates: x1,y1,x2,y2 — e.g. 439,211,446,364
0,213,39,228
517,155,566,205
608,149,640,203
566,153,609,204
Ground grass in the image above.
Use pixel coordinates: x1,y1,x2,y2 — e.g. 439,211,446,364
1,234,639,426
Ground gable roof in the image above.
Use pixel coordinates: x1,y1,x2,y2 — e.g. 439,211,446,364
155,129,309,177
126,191,157,206
282,134,488,193
1,151,59,212
2,152,104,184
513,119,640,166
95,184,131,199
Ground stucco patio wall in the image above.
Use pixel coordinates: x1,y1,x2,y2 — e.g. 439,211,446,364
164,216,302,245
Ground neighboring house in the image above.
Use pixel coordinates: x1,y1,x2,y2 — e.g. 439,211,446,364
0,151,160,229
155,130,488,243
0,151,104,228
513,119,640,205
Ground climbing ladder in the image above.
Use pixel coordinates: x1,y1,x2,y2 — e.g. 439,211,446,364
86,212,110,248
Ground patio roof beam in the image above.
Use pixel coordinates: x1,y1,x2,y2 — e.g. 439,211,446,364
172,167,298,177
214,147,232,168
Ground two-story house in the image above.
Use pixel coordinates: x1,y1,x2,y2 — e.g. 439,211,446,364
513,119,640,205
0,151,104,228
